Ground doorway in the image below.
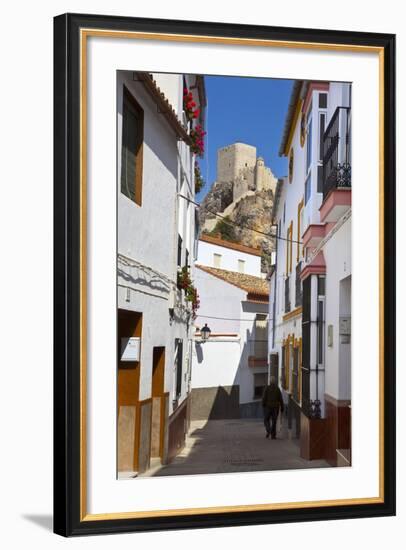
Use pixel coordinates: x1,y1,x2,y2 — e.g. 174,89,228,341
117,309,142,473
150,346,165,460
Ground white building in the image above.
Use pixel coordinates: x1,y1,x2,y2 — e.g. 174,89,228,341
116,71,206,475
268,80,351,465
197,233,262,275
191,236,269,419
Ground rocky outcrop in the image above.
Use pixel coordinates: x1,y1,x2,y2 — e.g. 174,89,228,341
199,184,275,272
198,142,277,272
198,180,234,224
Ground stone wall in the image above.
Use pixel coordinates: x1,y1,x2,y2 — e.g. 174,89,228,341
217,143,257,183
216,143,277,203
190,386,240,420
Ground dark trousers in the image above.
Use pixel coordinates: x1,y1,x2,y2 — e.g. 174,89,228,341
263,406,279,438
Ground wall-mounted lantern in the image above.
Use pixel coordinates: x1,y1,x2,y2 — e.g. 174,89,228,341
200,323,211,342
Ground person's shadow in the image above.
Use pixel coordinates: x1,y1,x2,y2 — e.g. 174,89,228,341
22,515,53,532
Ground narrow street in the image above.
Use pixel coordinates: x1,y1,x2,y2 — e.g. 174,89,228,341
143,418,329,477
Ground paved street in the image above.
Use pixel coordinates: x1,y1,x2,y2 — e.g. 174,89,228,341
143,418,329,477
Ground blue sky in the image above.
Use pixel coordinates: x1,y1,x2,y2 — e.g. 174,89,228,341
197,75,293,202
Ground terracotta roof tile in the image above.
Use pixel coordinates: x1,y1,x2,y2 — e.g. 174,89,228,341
199,234,262,257
196,265,269,297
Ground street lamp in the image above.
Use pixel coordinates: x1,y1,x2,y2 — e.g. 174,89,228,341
200,323,211,342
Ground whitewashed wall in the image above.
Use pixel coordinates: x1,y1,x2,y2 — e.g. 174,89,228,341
327,82,351,123
239,300,269,404
197,240,262,275
193,267,268,405
191,338,242,388
323,217,352,400
117,71,196,412
194,267,244,334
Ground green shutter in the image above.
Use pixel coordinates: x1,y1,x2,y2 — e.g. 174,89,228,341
121,90,139,201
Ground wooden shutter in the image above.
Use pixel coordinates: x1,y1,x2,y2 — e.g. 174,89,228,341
120,87,143,204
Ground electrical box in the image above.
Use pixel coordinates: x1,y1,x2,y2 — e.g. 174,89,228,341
120,337,141,362
339,316,351,335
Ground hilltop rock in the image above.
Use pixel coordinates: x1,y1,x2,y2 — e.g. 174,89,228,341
198,180,234,223
199,184,275,272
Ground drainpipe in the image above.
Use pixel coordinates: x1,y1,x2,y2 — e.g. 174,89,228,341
270,223,278,384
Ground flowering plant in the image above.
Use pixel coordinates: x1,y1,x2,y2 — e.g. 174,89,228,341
177,266,200,319
194,163,204,193
177,265,191,290
190,124,206,156
183,87,200,121
185,285,200,319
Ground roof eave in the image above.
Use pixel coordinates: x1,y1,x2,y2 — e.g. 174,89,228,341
136,72,192,146
278,80,307,157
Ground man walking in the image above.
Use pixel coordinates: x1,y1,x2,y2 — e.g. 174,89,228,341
262,376,284,439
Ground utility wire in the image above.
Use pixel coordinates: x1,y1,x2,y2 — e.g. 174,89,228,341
197,314,269,322
177,192,303,246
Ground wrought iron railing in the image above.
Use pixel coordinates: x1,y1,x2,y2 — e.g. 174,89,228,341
284,275,291,313
323,106,351,200
295,262,302,307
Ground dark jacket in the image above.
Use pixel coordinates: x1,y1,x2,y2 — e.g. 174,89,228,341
262,383,284,411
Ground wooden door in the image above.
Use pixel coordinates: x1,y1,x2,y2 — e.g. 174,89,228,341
117,309,142,472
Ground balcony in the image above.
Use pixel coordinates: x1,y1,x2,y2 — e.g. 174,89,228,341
248,339,268,368
320,107,352,223
302,224,325,249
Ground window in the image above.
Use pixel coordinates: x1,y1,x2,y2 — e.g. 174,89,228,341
213,253,222,268
177,235,183,267
185,249,189,269
317,107,327,194
295,261,302,307
318,112,326,162
306,117,312,173
305,173,311,205
300,202,305,257
283,202,286,224
254,314,268,359
318,275,326,296
238,259,245,273
297,200,304,262
317,276,325,365
175,339,183,399
253,372,268,399
317,299,325,365
288,148,294,183
286,221,293,274
319,92,327,109
317,165,323,193
120,86,143,204
301,277,311,414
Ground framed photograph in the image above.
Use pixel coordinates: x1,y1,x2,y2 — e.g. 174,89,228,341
53,13,396,536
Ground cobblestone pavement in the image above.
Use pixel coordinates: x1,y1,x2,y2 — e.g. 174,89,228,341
144,418,330,477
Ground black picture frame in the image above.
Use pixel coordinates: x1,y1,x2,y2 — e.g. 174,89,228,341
54,12,396,536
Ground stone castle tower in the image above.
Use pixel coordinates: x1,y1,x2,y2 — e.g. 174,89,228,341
217,142,277,202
